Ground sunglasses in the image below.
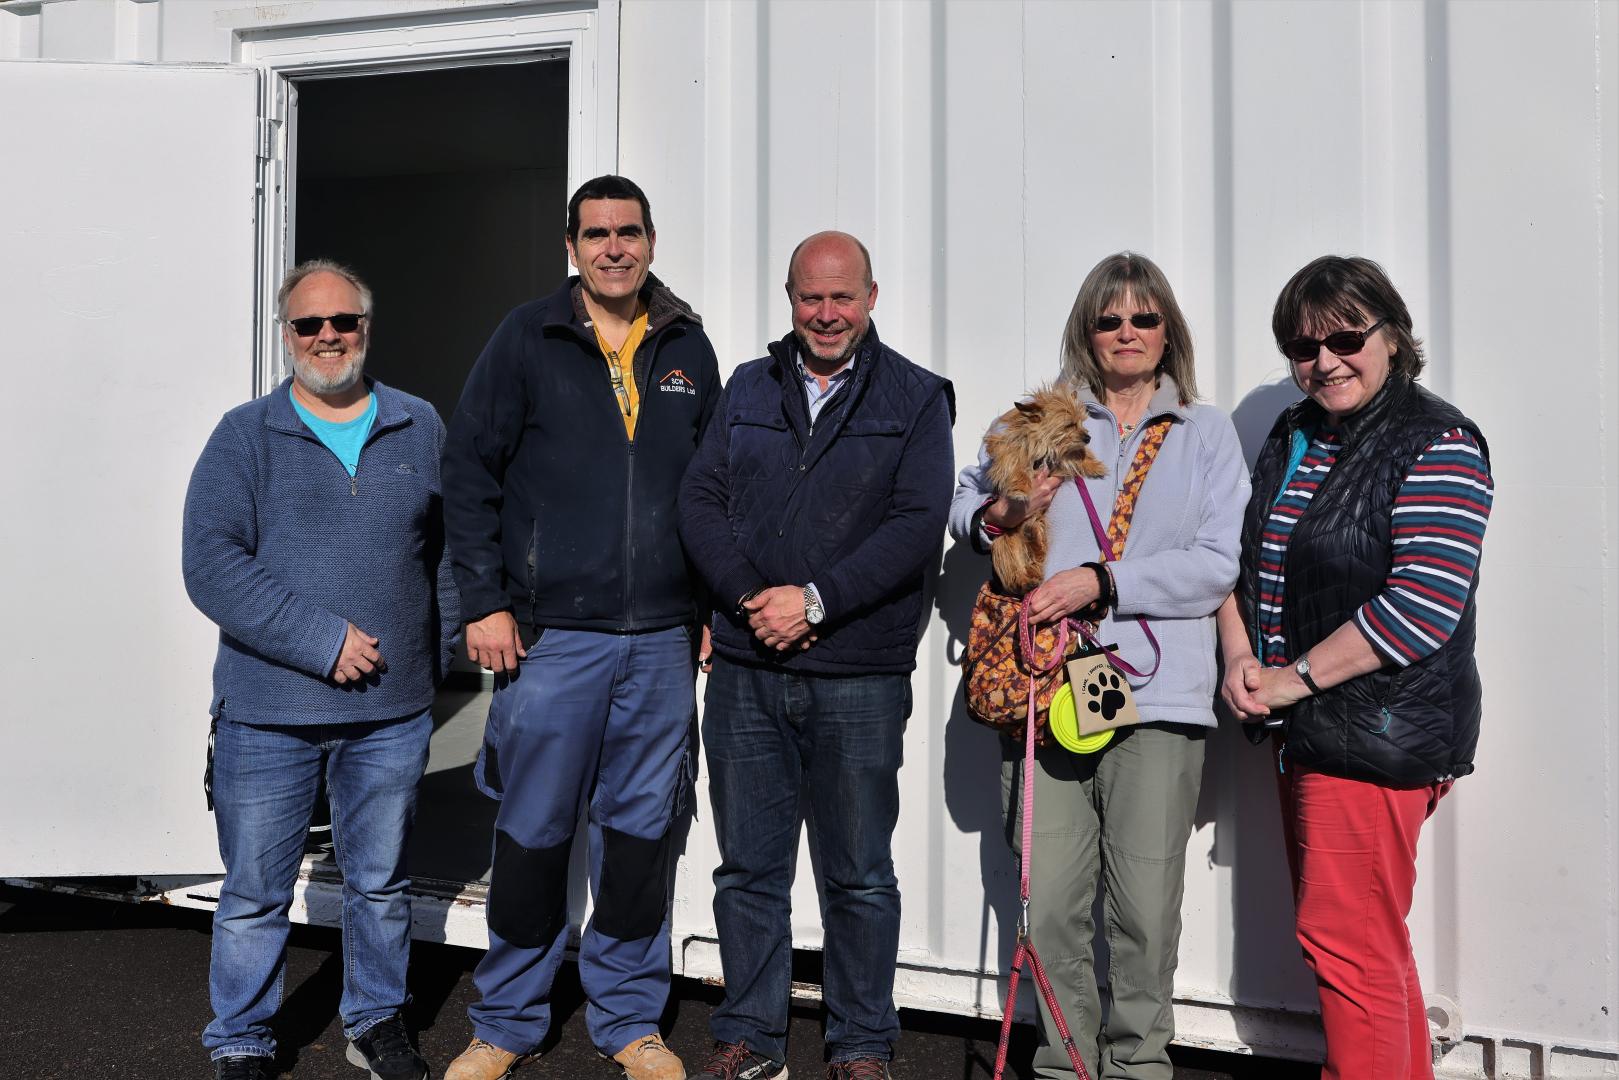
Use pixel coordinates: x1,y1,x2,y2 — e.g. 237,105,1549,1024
287,313,366,337
1280,317,1388,363
1093,312,1164,333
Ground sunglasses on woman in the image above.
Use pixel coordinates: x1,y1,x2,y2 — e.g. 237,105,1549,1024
1280,317,1388,363
1093,312,1163,332
287,313,366,337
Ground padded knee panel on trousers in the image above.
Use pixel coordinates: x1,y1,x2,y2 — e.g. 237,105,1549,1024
593,825,673,941
488,828,572,948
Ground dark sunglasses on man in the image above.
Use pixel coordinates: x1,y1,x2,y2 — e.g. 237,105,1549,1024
287,312,366,337
1093,312,1164,332
1280,317,1388,363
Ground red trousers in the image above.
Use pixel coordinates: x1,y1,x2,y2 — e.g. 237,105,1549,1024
1277,762,1451,1080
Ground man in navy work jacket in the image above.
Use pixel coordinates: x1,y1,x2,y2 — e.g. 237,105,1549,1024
182,260,458,1080
440,175,720,1080
680,231,956,1080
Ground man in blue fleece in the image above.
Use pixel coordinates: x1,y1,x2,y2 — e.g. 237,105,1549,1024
183,260,458,1080
679,232,955,1080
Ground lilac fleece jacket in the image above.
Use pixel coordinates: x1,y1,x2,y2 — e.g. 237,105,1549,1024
949,377,1248,727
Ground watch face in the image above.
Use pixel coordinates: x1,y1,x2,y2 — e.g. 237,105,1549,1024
1296,657,1311,675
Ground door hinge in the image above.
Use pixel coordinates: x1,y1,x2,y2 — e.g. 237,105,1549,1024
257,116,279,162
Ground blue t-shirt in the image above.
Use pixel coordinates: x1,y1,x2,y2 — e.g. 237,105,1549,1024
289,389,377,477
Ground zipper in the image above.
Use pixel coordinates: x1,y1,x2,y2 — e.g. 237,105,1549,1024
580,318,657,629
623,441,636,626
350,474,358,497
1373,669,1403,734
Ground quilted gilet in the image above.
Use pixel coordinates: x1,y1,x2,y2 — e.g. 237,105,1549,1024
702,325,955,674
1238,376,1490,787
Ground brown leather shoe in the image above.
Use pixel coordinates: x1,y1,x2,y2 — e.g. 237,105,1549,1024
609,1033,685,1080
444,1037,533,1080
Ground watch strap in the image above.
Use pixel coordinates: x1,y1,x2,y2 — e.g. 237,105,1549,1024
1296,655,1323,695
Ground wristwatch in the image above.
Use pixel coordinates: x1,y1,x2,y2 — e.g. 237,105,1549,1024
803,585,826,625
1294,654,1322,695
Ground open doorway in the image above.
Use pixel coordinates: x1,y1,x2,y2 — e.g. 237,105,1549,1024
293,57,570,420
291,57,572,889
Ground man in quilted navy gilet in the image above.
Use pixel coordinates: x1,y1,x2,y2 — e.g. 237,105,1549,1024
680,232,955,1080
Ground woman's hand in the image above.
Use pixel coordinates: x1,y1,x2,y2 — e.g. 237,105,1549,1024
1025,567,1102,624
1220,651,1269,721
1252,665,1309,711
984,469,1064,532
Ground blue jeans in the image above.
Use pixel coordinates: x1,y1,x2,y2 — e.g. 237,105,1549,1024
703,657,910,1064
203,710,431,1061
468,626,694,1057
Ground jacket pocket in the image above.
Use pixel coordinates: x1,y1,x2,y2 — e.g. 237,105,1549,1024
729,408,794,480
828,418,906,491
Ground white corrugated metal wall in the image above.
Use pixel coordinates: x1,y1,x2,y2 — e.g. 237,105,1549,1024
617,2,1619,1073
4,0,1614,1074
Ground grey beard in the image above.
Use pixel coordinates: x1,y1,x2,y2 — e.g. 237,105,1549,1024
291,350,365,395
794,329,859,368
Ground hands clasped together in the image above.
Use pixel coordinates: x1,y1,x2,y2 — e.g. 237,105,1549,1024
1219,653,1307,721
744,585,818,653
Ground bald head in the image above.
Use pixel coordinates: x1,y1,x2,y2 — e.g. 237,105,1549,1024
786,231,873,291
786,231,878,372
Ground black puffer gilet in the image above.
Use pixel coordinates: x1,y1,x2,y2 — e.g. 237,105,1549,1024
1238,376,1490,787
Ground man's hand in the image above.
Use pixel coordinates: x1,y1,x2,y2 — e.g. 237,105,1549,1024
1220,651,1269,721
745,585,817,652
1024,567,1102,625
699,624,714,673
984,469,1064,532
332,623,385,684
466,610,527,676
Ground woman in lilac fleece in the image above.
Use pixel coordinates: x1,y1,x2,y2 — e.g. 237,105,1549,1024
949,252,1248,1080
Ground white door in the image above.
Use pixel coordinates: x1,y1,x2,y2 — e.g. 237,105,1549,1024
0,60,261,876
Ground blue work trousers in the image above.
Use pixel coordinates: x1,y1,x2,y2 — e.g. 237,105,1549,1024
203,709,431,1062
703,656,911,1064
468,626,694,1057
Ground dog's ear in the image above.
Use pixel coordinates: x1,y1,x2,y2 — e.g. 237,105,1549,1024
1013,399,1041,418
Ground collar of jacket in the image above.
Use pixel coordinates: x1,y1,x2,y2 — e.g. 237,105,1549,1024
1279,372,1412,449
264,375,413,439
1077,372,1192,425
765,321,885,434
547,273,702,338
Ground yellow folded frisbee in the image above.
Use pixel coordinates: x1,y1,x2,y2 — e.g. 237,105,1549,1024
1049,683,1114,755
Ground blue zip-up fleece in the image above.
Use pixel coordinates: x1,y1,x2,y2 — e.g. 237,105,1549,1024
182,377,460,726
950,377,1248,727
679,325,956,674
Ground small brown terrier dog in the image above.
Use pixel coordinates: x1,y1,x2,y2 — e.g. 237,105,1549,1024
984,384,1108,595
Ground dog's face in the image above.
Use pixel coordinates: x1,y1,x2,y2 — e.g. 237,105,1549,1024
995,389,1105,480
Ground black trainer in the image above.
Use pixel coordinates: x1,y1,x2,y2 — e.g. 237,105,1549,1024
695,1040,788,1079
345,1015,429,1080
213,1056,271,1080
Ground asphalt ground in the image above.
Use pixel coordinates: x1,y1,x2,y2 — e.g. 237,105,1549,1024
0,884,1318,1080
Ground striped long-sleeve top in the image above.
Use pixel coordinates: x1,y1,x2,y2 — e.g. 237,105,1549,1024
1257,426,1493,668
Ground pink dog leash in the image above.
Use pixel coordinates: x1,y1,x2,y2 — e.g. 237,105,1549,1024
990,602,1094,1080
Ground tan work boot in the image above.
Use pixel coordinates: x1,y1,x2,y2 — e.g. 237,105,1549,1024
609,1033,685,1080
444,1037,533,1080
